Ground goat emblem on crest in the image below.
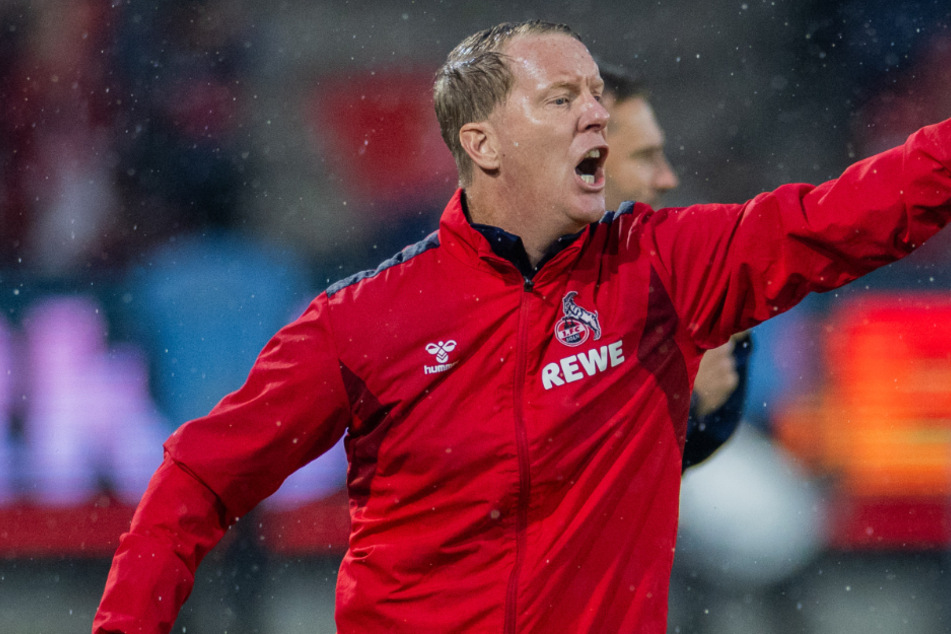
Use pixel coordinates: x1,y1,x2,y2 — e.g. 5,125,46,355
554,291,602,347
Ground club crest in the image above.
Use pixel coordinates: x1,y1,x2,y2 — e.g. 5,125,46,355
554,291,602,347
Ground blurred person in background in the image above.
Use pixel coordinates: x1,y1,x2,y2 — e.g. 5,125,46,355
93,19,951,634
0,0,120,274
108,0,254,263
600,62,752,471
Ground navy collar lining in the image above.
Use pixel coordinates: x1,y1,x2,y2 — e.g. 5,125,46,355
462,192,583,279
470,223,582,279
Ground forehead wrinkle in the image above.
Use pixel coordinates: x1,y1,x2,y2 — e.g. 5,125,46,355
504,34,598,87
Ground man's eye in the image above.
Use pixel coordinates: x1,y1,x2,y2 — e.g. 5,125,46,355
553,96,570,106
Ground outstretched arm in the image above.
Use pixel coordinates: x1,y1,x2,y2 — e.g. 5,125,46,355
648,119,951,349
93,296,352,633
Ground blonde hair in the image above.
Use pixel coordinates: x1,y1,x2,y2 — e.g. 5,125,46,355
433,21,582,187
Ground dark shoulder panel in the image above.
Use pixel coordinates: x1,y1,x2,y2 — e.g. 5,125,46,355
325,231,440,298
598,201,637,226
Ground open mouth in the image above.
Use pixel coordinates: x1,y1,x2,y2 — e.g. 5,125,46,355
575,148,606,186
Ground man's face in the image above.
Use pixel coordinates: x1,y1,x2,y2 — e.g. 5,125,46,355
602,95,679,209
487,34,610,233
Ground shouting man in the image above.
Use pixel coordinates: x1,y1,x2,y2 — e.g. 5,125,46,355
95,20,951,633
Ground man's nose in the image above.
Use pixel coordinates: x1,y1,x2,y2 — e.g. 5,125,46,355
655,155,679,191
579,94,609,131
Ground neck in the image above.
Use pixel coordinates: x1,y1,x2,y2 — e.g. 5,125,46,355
464,185,579,268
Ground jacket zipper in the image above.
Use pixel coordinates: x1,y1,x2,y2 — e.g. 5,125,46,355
504,276,535,634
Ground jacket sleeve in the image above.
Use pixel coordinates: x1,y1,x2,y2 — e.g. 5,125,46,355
93,295,352,634
645,119,951,349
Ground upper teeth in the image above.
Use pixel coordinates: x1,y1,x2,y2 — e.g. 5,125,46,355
584,149,601,159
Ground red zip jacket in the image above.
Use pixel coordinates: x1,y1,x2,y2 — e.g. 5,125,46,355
94,120,951,633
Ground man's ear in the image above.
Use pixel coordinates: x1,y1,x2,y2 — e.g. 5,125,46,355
459,122,500,173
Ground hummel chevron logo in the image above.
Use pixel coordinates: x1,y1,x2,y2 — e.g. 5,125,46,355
424,340,458,375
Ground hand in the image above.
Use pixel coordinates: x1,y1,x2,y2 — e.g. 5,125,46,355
693,337,740,418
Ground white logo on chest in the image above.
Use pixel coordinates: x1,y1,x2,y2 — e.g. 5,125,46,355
424,340,458,374
541,340,625,390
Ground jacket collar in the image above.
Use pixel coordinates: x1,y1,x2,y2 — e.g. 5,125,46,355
438,189,586,281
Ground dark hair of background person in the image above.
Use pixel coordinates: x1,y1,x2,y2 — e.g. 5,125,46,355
597,59,649,102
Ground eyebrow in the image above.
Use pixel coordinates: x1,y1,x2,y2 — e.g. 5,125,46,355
546,76,604,93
